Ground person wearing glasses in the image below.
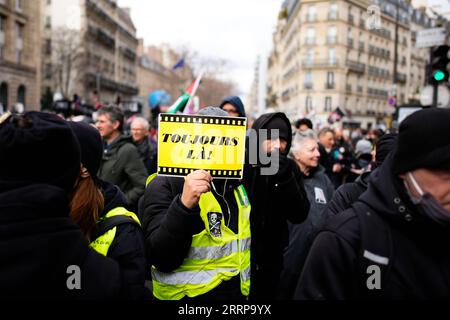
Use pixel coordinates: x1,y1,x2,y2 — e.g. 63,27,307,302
219,96,246,118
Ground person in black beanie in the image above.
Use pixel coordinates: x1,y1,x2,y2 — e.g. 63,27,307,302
243,112,309,300
0,111,122,299
295,107,450,299
67,121,148,299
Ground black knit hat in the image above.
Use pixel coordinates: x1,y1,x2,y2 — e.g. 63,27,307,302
393,108,450,174
0,112,81,192
264,117,290,141
67,121,103,178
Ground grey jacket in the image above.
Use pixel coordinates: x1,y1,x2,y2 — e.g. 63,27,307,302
278,165,334,299
98,135,148,208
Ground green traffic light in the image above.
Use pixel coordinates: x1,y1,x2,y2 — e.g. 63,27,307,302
433,70,446,81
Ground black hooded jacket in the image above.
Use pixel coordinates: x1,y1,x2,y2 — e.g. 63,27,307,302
0,182,121,300
325,170,372,217
295,154,450,299
98,180,148,300
244,112,310,300
219,96,246,118
142,176,245,300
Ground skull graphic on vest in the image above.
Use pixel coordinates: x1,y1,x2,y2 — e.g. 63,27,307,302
207,212,222,238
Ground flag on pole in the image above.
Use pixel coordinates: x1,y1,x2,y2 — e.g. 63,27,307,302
172,58,185,70
183,71,203,115
166,73,203,114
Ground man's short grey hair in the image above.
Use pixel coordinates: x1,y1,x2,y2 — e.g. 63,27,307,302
131,117,150,131
292,129,317,155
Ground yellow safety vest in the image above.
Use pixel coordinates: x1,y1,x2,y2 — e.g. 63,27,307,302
90,207,141,256
149,177,251,300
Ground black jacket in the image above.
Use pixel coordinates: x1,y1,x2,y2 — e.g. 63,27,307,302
98,180,148,300
142,175,245,300
325,170,371,217
98,135,148,209
134,137,158,175
295,154,450,299
278,165,334,299
319,144,351,189
244,112,309,300
0,182,121,300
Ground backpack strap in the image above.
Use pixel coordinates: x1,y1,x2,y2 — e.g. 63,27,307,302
353,201,393,298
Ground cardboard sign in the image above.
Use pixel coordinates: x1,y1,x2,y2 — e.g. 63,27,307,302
157,114,247,179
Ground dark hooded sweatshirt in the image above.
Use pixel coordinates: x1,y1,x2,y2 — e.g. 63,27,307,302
0,182,121,300
244,112,310,300
325,170,372,217
98,180,148,300
295,154,450,299
219,96,246,118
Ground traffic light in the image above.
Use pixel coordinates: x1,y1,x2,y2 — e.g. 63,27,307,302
430,45,450,84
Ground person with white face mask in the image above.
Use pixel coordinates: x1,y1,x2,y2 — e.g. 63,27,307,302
295,107,450,300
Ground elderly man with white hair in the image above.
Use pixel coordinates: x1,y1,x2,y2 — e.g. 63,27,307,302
278,129,335,299
131,117,157,175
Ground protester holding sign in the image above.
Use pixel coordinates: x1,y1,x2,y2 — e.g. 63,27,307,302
142,107,252,300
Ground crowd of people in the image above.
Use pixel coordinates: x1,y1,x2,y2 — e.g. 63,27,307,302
1,95,450,300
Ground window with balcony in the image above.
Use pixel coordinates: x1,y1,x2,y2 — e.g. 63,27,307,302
44,39,51,55
305,27,315,45
307,5,316,22
327,26,337,44
15,23,23,64
304,71,313,89
326,71,334,88
45,16,51,29
305,96,313,113
328,48,335,65
325,97,332,112
16,0,22,12
305,48,313,66
0,15,5,59
44,63,52,79
328,3,338,20
0,82,8,109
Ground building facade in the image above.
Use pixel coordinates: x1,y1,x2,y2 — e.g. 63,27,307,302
0,0,41,111
267,0,434,129
41,0,139,106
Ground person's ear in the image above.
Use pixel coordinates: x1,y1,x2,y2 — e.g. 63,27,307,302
81,165,90,179
112,120,120,131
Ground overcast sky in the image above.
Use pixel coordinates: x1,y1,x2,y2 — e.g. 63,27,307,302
118,0,283,98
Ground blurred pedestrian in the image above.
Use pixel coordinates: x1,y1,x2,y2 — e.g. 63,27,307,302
0,111,121,299
96,105,148,212
68,121,148,299
325,133,397,217
318,128,349,188
346,139,373,183
131,117,157,175
294,118,313,133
